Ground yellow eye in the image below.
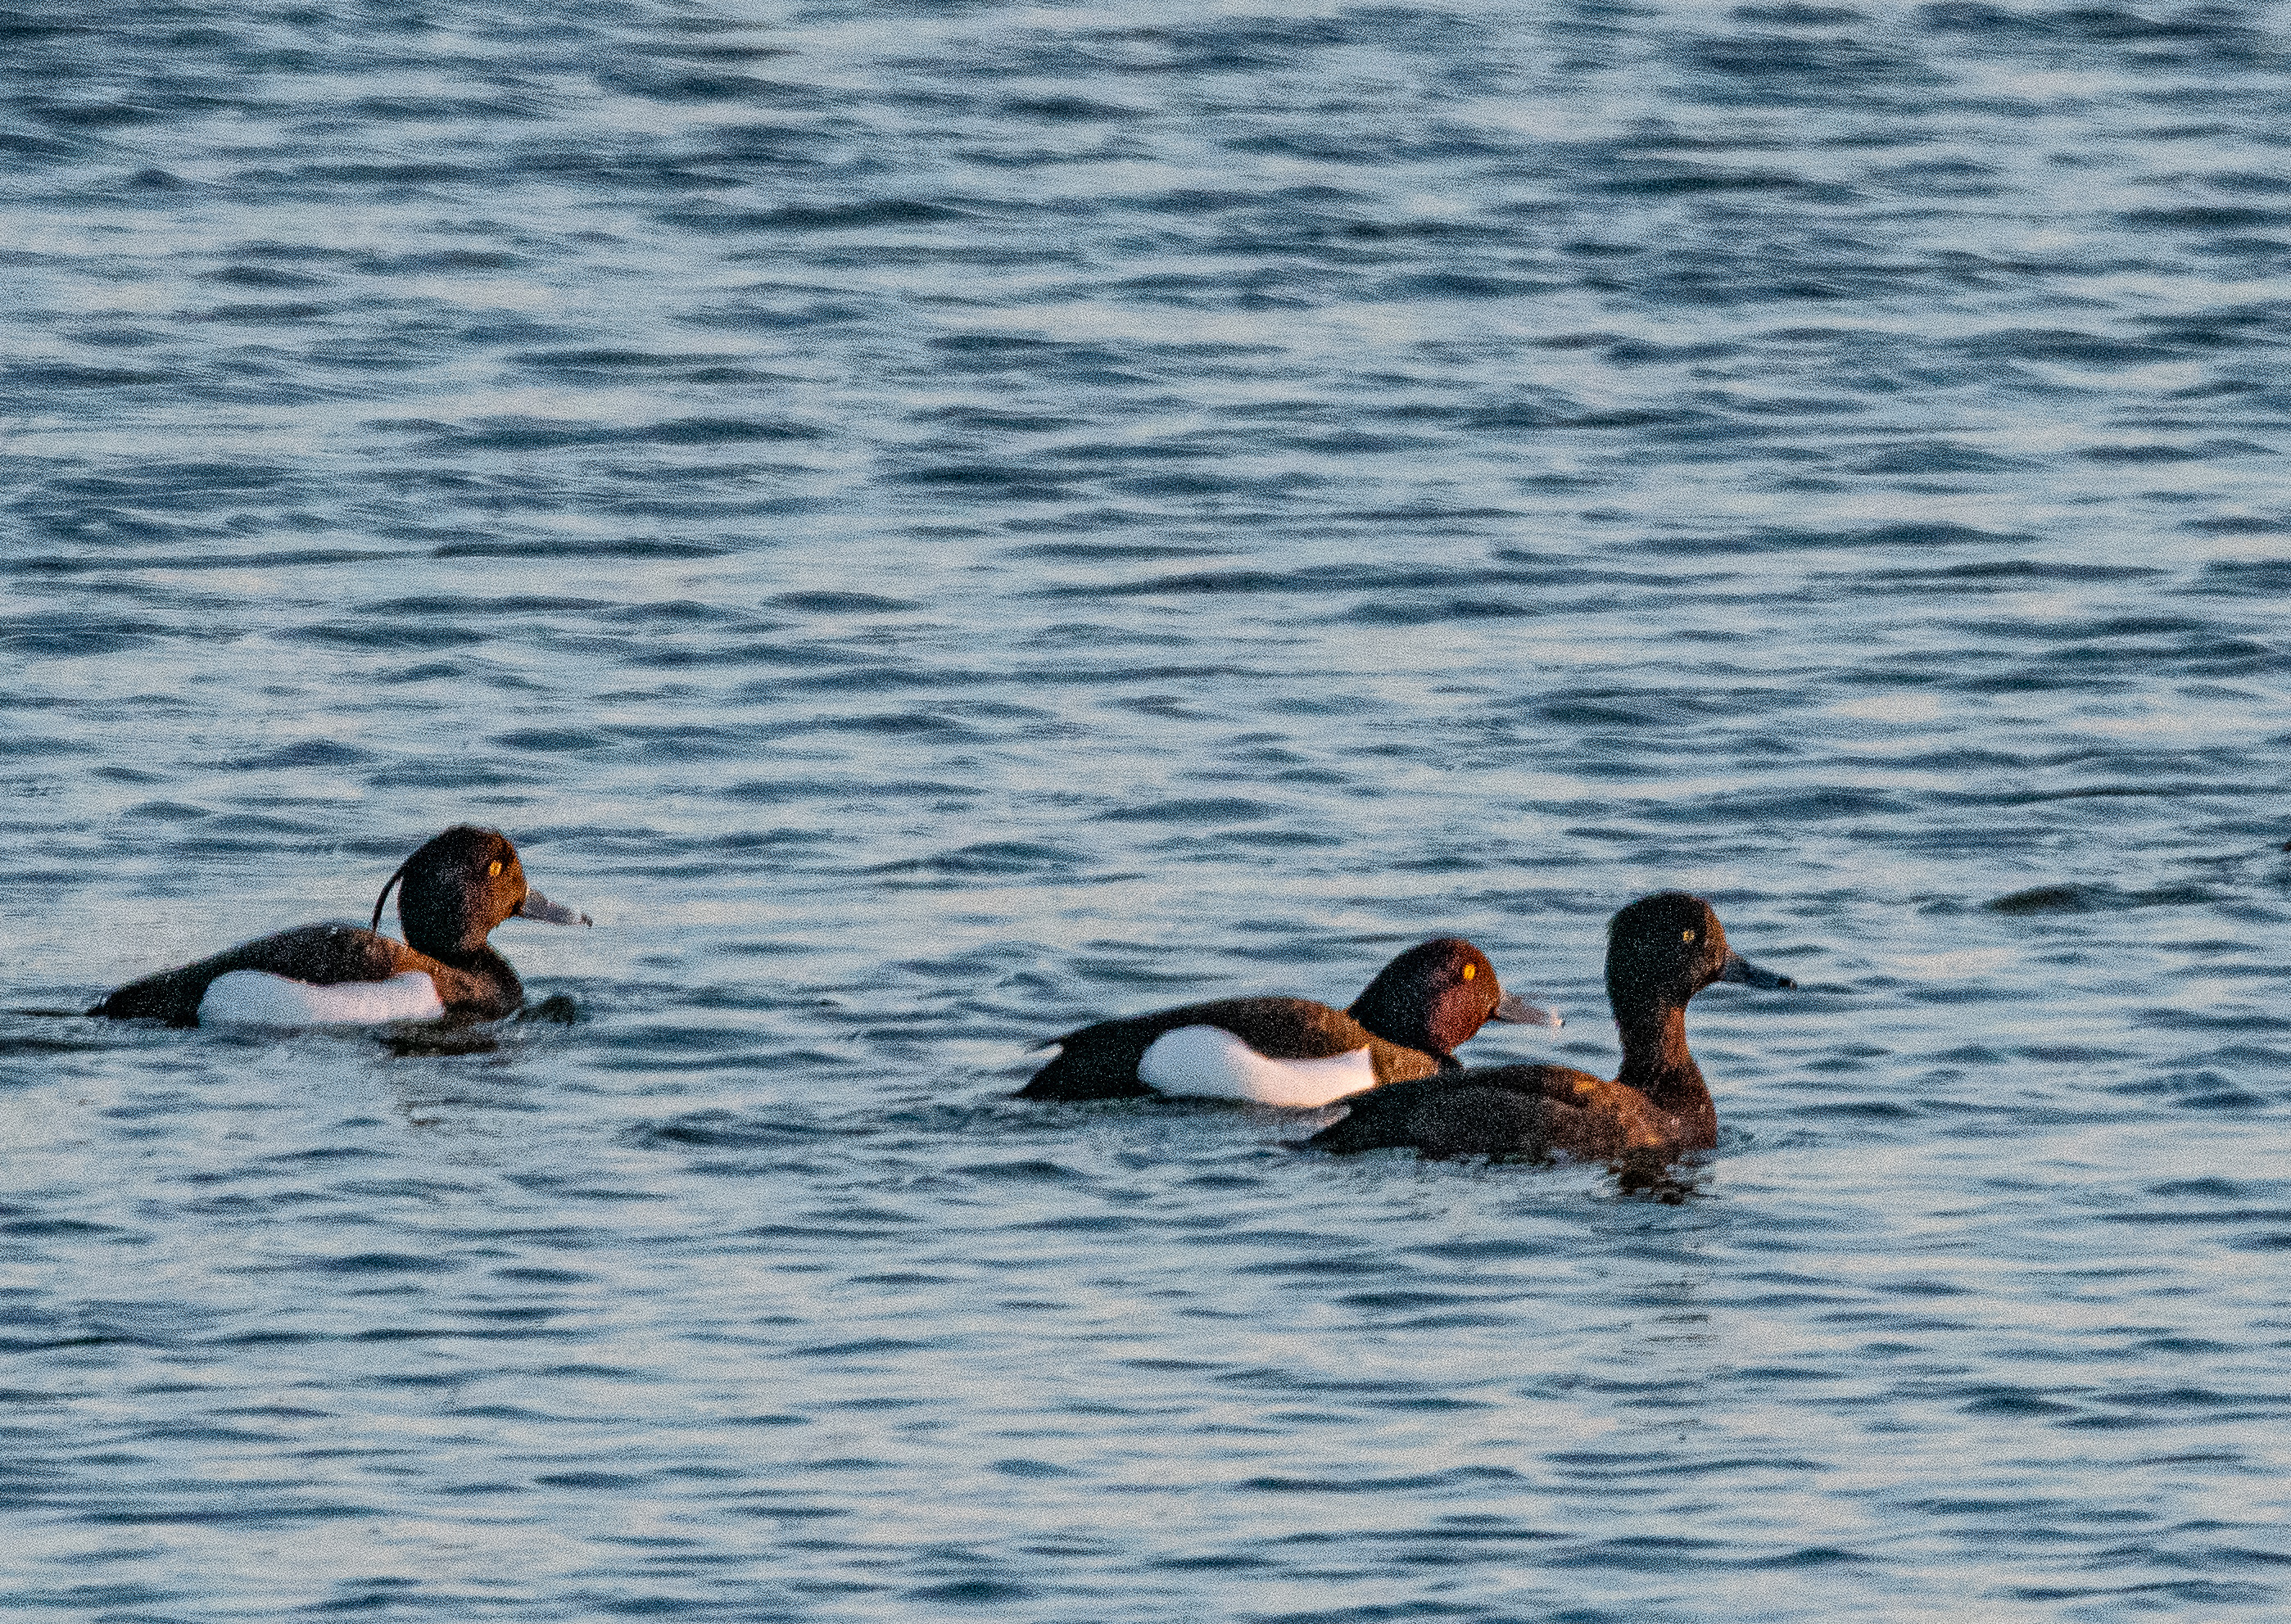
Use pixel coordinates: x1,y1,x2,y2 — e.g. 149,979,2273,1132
488,860,503,877
1682,929,1696,943
1461,963,1475,981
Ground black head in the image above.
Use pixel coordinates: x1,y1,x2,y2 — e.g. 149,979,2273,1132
371,826,587,959
1348,936,1560,1060
1605,892,1792,1022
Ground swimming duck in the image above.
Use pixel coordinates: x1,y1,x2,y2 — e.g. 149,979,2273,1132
89,826,589,1029
1309,893,1791,1160
1020,937,1562,1106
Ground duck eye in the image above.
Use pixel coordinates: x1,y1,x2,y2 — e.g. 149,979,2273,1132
1682,929,1696,943
1461,963,1474,981
488,860,503,877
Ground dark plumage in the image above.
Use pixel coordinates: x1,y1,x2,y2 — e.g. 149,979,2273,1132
89,826,588,1027
1309,893,1792,1161
1020,937,1559,1102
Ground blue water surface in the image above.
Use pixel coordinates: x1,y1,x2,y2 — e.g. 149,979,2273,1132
5,2,2291,1618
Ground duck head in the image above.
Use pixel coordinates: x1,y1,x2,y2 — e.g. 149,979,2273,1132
370,826,590,960
1348,936,1562,1061
1605,891,1792,1023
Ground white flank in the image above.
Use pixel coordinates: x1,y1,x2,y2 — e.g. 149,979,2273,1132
1137,1025,1379,1107
198,969,446,1029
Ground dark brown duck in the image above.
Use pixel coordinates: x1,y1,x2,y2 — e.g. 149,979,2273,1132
1021,937,1561,1107
90,826,589,1028
1309,893,1791,1160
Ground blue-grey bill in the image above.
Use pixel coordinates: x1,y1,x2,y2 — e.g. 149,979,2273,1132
516,890,591,927
1718,951,1792,989
1492,990,1564,1029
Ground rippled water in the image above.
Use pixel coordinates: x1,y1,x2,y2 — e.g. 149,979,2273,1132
7,1,2291,1617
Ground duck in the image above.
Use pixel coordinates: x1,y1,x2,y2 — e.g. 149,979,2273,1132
1308,893,1792,1160
1019,937,1562,1107
88,826,589,1029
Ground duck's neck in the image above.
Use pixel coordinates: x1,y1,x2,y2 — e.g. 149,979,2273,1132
419,939,516,988
1615,1006,1715,1142
1347,998,1441,1067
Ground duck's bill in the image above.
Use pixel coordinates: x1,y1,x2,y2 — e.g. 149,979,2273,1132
1718,951,1793,989
1491,990,1564,1029
516,890,592,927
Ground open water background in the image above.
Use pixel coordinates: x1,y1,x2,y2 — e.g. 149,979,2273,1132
5,1,2291,1617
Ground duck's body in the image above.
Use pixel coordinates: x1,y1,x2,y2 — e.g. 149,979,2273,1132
1023,995,1442,1104
89,826,587,1029
201,967,449,1027
1310,893,1790,1161
95,922,518,1027
1304,1059,1710,1161
1021,938,1560,1106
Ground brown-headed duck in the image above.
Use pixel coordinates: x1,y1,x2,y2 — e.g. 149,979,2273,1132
1021,937,1561,1107
90,826,588,1029
1309,893,1791,1160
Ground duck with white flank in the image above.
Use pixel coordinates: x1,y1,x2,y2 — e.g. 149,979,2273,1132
1021,937,1562,1108
90,826,589,1029
1310,893,1792,1160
